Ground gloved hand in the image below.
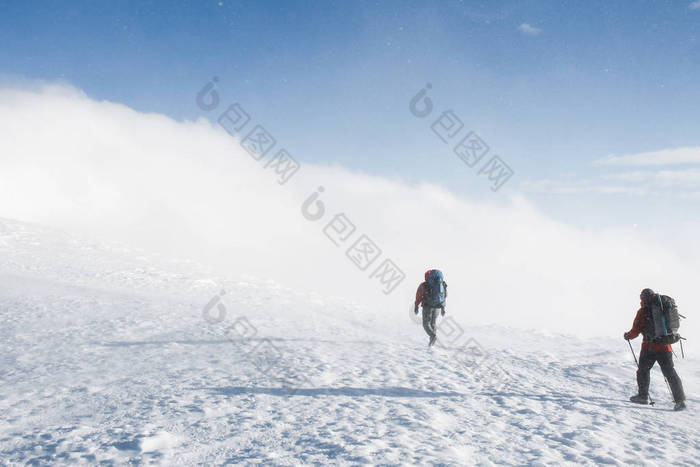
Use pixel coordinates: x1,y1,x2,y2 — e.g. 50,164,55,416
414,304,419,315
441,308,445,316
624,332,632,340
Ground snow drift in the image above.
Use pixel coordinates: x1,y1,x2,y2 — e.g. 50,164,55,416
0,83,698,338
0,218,697,465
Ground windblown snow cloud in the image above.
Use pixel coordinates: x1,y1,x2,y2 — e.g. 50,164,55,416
1,83,698,338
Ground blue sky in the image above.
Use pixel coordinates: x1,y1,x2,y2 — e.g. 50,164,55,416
2,0,700,227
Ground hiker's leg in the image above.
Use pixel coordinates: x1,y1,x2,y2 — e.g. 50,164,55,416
429,308,438,336
658,351,686,402
636,349,655,396
422,308,434,338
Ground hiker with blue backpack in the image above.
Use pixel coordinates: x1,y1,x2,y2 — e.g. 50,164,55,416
414,269,447,347
624,288,686,411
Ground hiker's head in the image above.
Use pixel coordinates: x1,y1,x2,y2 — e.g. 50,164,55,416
424,269,432,280
640,288,655,303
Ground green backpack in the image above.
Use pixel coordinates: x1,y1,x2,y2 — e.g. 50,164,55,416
649,295,683,344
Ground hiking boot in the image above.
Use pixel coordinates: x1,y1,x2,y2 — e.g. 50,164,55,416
674,400,686,412
630,394,650,405
429,335,437,347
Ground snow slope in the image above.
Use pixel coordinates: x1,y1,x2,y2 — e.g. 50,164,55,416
0,218,698,465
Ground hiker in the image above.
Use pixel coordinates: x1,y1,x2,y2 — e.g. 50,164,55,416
624,288,686,411
414,269,447,347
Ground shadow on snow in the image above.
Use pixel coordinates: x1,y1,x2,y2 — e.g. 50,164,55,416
200,386,464,398
95,337,378,347
479,391,673,411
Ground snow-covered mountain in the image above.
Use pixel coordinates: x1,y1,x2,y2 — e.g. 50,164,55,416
1,218,698,465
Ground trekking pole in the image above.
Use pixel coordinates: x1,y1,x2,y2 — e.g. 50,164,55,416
627,339,638,366
663,377,673,400
627,339,655,406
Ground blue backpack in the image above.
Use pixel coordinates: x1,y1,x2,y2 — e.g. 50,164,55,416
424,270,446,308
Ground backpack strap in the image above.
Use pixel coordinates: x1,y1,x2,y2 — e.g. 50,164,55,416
658,295,669,335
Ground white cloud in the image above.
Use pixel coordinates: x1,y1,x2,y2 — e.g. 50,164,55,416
522,168,700,197
606,168,700,187
1,84,698,338
690,1,700,10
518,23,542,36
596,146,700,166
528,146,700,198
520,178,649,195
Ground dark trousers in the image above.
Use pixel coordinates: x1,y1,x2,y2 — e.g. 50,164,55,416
422,307,439,338
637,348,685,402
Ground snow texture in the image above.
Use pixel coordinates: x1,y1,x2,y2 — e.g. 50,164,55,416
0,218,698,465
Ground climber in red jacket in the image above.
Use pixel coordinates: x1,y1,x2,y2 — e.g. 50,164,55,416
625,288,686,411
414,269,447,347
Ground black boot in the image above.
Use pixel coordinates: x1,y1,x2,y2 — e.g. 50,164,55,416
428,334,437,347
674,400,686,411
630,394,650,405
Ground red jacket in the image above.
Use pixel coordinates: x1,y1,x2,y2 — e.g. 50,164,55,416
415,270,447,307
626,300,672,352
415,282,427,307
